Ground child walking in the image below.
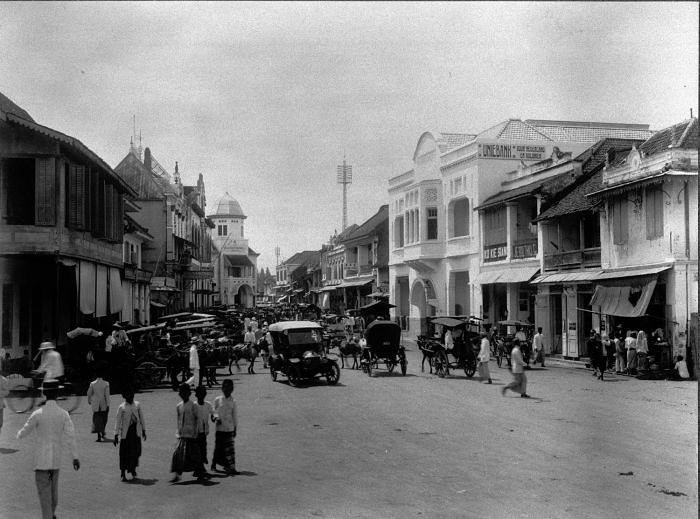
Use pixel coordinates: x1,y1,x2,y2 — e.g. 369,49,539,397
170,383,209,482
212,379,239,476
113,386,146,481
194,385,213,467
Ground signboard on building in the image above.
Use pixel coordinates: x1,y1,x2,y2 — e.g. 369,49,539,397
483,243,507,262
478,141,548,161
512,241,538,259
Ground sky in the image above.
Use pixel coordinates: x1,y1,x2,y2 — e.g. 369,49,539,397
1,2,697,271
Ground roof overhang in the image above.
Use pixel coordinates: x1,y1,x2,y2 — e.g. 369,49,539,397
587,171,694,199
224,255,254,268
532,263,672,284
475,266,539,284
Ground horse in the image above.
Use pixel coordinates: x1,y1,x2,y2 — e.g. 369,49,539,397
228,343,259,374
337,339,361,369
417,335,439,374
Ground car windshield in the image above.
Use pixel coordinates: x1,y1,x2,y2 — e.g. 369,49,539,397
286,329,323,346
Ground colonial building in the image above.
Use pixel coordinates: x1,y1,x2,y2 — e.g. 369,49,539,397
584,118,698,363
114,145,214,317
209,194,258,308
0,92,133,356
388,119,654,338
336,204,390,311
317,226,358,312
122,201,153,325
276,250,322,305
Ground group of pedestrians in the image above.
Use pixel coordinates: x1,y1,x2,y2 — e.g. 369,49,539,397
9,367,240,518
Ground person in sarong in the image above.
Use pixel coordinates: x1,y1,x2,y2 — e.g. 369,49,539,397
170,383,209,482
87,366,110,442
113,387,146,481
194,386,213,466
212,379,238,476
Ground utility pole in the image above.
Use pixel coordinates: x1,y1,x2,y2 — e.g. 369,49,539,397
337,157,352,231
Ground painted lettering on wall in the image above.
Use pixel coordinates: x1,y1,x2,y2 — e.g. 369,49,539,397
478,141,547,161
483,244,507,262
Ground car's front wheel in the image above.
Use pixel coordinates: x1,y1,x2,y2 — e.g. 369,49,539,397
326,362,340,385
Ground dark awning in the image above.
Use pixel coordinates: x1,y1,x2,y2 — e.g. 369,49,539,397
224,255,254,267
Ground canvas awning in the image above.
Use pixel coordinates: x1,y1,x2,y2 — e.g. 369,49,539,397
224,255,254,267
474,266,539,285
590,279,657,318
532,263,672,284
337,279,373,288
531,270,603,284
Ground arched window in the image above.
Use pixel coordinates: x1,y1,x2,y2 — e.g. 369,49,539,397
449,198,470,237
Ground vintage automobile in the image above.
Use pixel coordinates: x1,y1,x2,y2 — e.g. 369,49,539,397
268,321,341,387
360,320,407,376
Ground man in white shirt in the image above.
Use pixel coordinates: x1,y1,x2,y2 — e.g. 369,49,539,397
478,332,493,384
35,342,64,382
186,339,201,386
532,327,546,367
17,379,80,519
502,342,530,398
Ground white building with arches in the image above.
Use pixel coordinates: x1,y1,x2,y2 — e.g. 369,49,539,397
209,194,258,308
388,119,653,338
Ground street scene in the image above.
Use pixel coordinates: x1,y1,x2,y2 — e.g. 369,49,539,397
1,345,696,519
0,2,698,519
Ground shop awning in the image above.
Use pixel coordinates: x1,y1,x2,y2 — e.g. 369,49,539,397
337,279,373,288
531,270,603,284
497,266,540,284
224,255,254,267
319,285,339,292
474,270,502,284
590,278,657,318
595,263,672,280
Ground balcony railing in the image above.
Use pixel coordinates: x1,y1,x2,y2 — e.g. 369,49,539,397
512,238,538,260
344,264,373,277
544,247,601,271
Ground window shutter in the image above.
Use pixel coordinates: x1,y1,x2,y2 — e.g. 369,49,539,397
645,189,654,239
654,187,664,237
35,158,56,225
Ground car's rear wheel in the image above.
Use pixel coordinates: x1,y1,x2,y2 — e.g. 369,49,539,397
326,362,340,385
287,366,301,387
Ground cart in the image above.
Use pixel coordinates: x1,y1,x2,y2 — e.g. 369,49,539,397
360,320,407,377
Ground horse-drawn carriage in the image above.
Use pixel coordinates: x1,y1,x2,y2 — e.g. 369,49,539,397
359,320,407,377
491,320,534,368
417,317,481,378
268,321,341,387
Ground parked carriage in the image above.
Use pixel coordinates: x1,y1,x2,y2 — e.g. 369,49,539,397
359,320,407,377
268,321,341,387
493,320,534,368
418,317,481,378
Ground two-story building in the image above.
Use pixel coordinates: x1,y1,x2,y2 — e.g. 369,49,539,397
209,193,258,308
337,205,389,311
276,250,322,305
0,92,134,356
318,226,358,313
388,119,653,338
586,118,698,363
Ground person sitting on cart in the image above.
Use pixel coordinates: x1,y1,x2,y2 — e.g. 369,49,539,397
451,328,466,363
33,341,65,385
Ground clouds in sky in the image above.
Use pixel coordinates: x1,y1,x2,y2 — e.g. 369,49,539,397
1,2,697,269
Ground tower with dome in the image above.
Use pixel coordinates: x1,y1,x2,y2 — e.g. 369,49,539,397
209,193,259,308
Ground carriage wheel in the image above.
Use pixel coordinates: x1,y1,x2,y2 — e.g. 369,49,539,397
464,361,476,378
326,362,340,385
434,350,448,378
270,365,278,382
6,385,35,413
386,360,396,373
57,383,81,413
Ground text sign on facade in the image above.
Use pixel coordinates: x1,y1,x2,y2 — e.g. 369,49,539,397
512,241,538,259
483,243,507,262
478,141,547,161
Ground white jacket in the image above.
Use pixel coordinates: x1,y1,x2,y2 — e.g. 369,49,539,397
86,378,110,412
17,400,78,469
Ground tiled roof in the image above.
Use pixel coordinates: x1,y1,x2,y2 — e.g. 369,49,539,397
212,194,245,218
343,205,388,242
285,250,320,267
436,133,476,153
574,138,646,176
535,170,603,221
0,92,34,122
477,171,573,210
640,118,698,156
476,119,653,145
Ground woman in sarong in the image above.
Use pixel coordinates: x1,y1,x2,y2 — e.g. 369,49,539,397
113,387,146,481
170,383,209,482
212,379,239,476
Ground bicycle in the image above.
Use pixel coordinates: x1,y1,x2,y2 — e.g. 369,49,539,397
5,374,82,414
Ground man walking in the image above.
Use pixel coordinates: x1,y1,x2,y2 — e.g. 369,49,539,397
186,338,200,387
532,327,546,367
16,379,80,519
477,332,492,384
86,365,110,442
502,341,530,398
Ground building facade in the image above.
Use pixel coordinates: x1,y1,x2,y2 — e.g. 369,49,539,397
388,119,654,339
209,194,258,308
0,92,133,356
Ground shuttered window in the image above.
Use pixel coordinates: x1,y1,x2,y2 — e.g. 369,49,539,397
35,158,56,226
104,182,114,240
67,164,88,229
645,187,664,239
611,196,628,245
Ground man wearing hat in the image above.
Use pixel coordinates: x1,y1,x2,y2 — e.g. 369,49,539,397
35,341,64,383
17,379,80,519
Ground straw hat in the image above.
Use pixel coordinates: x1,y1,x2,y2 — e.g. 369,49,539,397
38,341,56,351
